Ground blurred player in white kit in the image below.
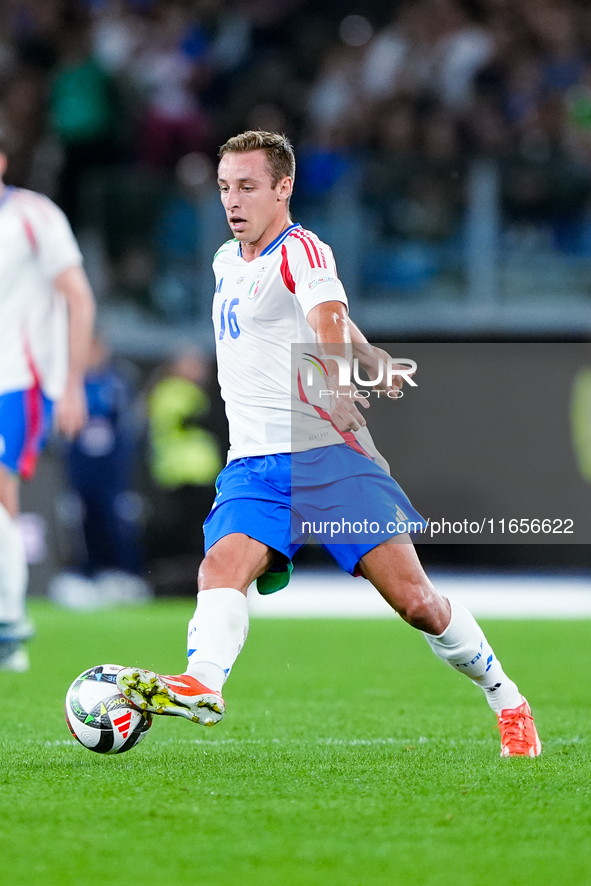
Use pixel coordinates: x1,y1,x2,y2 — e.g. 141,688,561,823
0,127,95,670
117,131,541,757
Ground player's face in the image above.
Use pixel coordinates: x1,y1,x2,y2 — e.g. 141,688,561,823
217,150,292,249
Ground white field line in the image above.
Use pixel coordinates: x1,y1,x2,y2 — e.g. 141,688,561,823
40,735,587,748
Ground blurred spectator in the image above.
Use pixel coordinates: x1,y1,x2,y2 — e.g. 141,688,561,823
129,2,213,168
501,93,591,248
151,151,216,321
362,98,422,237
400,108,463,240
49,16,120,227
145,347,222,594
0,19,17,79
9,0,62,72
433,0,495,109
523,1,584,94
49,335,149,609
361,98,464,292
461,94,512,158
502,51,545,129
91,0,150,77
360,0,494,111
307,45,365,135
297,121,361,202
565,65,591,166
0,67,47,188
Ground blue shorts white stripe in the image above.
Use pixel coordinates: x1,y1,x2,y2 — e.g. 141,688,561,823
203,443,427,584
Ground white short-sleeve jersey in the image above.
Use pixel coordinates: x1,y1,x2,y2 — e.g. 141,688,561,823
0,186,82,400
213,222,388,469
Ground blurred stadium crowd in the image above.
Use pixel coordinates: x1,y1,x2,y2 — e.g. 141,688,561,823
3,0,591,319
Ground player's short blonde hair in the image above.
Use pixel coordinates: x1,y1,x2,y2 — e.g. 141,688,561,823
218,131,296,188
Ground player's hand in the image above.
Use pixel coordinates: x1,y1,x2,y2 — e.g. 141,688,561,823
328,383,369,432
55,378,88,439
357,346,409,397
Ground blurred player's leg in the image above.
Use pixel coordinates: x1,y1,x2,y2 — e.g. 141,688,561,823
0,396,47,671
0,500,31,671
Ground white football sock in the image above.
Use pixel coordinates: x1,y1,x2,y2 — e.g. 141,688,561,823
186,587,249,692
423,599,523,714
0,503,28,624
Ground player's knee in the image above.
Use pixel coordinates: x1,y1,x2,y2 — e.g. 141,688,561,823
397,581,447,632
198,538,272,592
198,549,225,590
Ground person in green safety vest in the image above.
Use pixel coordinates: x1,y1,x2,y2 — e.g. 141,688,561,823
146,348,222,592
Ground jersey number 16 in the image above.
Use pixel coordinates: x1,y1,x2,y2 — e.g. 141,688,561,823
219,298,240,340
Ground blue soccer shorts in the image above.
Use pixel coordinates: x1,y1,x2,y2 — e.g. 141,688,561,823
0,388,54,480
203,443,427,592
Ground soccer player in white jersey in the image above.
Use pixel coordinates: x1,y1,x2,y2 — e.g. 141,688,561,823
118,131,541,757
0,130,95,671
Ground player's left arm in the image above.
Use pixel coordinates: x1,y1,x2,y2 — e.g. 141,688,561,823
53,265,96,438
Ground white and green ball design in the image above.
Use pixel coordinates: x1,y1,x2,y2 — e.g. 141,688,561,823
65,664,152,754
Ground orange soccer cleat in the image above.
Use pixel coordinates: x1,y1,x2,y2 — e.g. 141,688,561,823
116,668,225,727
497,697,542,758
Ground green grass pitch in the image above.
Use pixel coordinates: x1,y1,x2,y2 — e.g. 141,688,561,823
1,598,590,886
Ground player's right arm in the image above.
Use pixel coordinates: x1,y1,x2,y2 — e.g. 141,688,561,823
53,265,95,438
24,193,96,438
283,231,369,431
307,300,369,432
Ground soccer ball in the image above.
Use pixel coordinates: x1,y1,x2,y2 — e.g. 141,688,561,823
65,664,153,754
